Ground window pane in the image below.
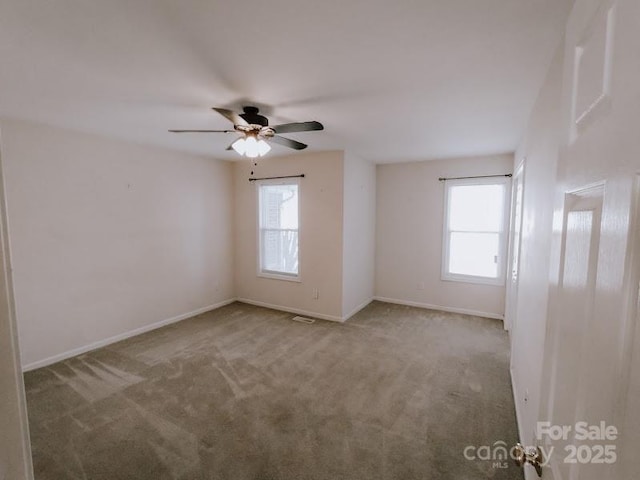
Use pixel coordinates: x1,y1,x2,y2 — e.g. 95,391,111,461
449,232,499,278
449,184,504,232
261,229,299,275
260,184,298,230
259,183,299,276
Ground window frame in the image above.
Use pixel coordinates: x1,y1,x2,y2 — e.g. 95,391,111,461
255,178,301,282
441,177,510,286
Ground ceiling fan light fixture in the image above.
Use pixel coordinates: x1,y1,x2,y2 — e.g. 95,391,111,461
244,135,259,158
231,137,246,155
231,136,270,158
257,139,271,157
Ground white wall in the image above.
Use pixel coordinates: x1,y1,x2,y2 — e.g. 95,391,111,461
509,45,564,445
342,152,376,319
0,119,235,368
375,154,513,319
0,133,33,479
234,151,344,320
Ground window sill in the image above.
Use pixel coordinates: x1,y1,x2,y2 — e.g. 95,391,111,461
258,271,301,283
441,273,505,287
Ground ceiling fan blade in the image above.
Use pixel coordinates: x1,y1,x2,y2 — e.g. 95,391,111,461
271,121,324,134
169,129,235,133
270,135,308,150
212,108,249,127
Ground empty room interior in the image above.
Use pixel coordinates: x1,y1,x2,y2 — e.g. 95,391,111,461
1,1,640,479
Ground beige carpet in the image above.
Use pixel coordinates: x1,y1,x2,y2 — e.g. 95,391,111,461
24,301,522,479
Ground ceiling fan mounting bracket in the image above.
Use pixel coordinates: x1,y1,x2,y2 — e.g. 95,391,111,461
239,106,269,127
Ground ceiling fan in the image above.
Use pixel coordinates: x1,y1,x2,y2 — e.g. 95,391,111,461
169,106,324,158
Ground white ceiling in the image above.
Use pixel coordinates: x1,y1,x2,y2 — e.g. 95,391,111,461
0,0,573,163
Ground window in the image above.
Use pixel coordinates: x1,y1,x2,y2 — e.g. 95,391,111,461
258,181,299,280
442,178,509,285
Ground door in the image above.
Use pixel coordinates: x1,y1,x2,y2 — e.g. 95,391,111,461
528,0,640,478
505,161,525,334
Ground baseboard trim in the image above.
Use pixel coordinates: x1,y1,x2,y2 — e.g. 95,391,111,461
373,296,504,320
22,298,237,372
510,365,526,444
236,298,344,323
342,298,374,321
511,372,546,480
23,296,500,371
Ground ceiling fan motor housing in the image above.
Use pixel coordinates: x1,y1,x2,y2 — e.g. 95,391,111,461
240,106,268,127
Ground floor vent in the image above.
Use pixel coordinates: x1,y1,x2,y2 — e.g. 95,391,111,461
292,316,315,324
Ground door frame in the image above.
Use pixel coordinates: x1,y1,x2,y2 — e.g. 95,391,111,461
505,159,526,334
0,127,34,479
613,173,640,477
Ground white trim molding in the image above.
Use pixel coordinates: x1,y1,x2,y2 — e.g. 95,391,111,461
510,365,526,444
342,298,374,322
373,296,504,321
441,176,511,287
22,298,237,372
236,298,344,323
256,178,301,282
23,296,502,372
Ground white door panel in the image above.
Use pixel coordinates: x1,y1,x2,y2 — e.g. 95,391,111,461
511,0,640,478
544,185,605,480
